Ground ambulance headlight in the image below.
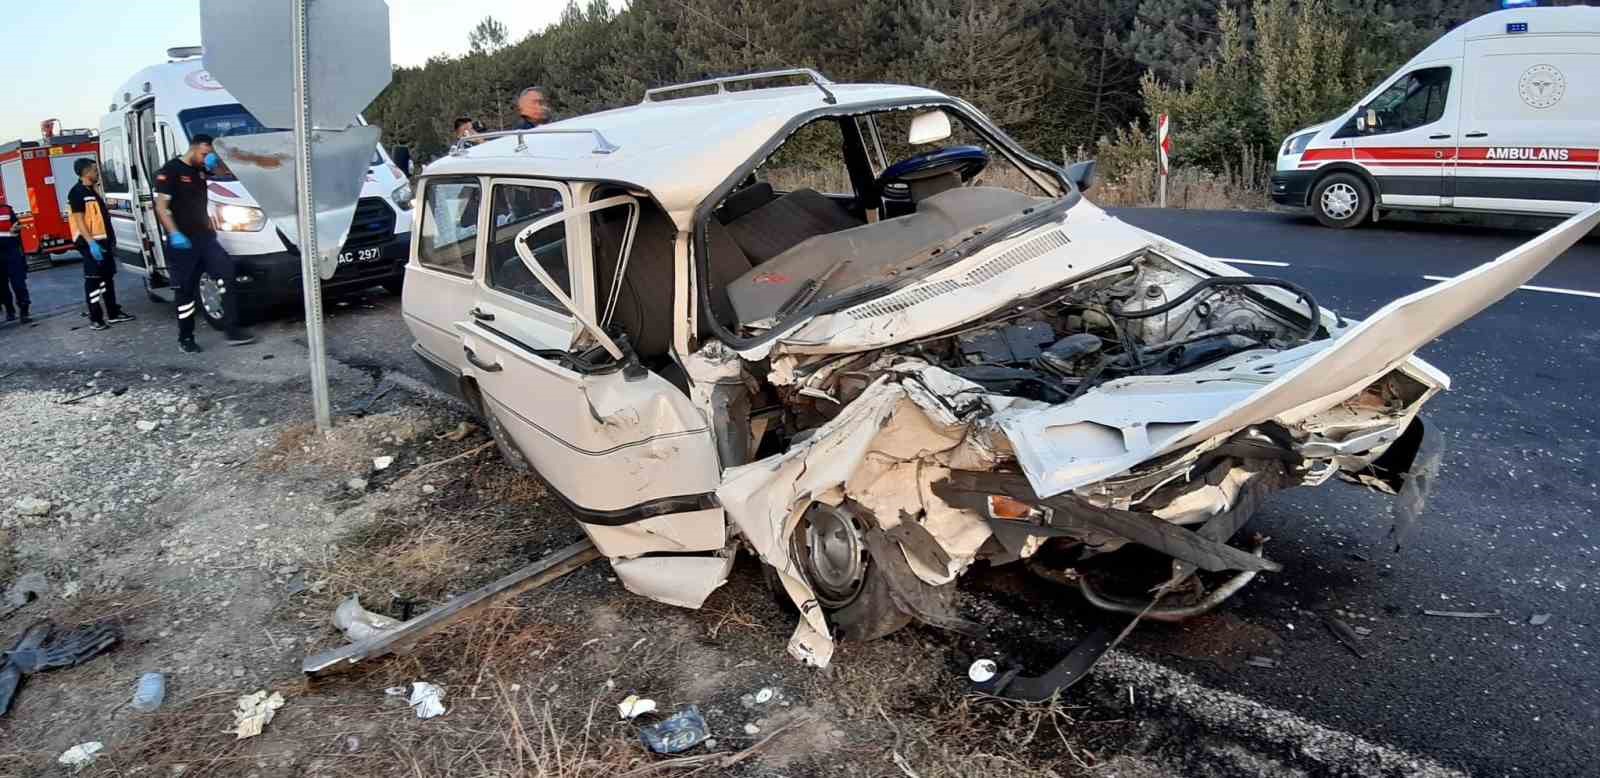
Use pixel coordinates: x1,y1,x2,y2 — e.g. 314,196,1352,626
210,203,266,232
391,183,414,211
1282,132,1316,157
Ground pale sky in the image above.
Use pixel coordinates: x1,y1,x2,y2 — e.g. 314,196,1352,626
0,0,573,142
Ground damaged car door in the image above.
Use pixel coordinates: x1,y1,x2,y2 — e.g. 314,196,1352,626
457,179,731,606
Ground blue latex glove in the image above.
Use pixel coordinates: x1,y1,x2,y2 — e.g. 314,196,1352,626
88,241,104,262
169,231,192,250
204,152,220,172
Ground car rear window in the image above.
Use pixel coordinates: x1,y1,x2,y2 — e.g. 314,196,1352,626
418,177,481,277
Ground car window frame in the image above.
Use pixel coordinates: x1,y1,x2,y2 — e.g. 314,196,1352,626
477,177,583,334
415,174,486,279
1334,65,1454,139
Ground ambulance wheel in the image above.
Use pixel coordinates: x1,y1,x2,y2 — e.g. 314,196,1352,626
1311,173,1371,229
196,272,256,330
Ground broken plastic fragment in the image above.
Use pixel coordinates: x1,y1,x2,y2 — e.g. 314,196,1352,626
332,594,402,642
639,705,710,754
373,455,395,471
408,682,446,719
968,659,998,683
617,693,657,720
1530,613,1552,626
231,691,285,739
57,742,103,770
754,687,774,704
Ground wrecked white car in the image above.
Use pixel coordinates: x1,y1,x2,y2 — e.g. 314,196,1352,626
400,69,1600,672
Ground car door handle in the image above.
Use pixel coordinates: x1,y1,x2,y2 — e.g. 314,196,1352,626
1428,133,1451,140
463,346,502,372
1464,131,1488,138
470,307,495,322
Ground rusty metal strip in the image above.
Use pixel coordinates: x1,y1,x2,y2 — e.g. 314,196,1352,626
302,538,601,678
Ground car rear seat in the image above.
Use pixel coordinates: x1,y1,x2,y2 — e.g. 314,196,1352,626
720,185,863,263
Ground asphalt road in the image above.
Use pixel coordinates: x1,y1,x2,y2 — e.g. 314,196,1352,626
2,208,1596,774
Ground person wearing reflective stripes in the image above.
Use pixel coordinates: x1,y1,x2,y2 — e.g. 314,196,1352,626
68,159,133,331
154,134,254,352
0,202,28,324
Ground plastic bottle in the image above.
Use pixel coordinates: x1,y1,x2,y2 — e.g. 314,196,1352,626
131,672,165,712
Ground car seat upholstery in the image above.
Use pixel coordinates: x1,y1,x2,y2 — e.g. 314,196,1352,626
592,205,677,361
721,187,863,263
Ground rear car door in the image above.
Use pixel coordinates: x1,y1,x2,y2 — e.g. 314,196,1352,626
459,178,722,517
402,175,483,390
1335,65,1459,208
1454,35,1600,214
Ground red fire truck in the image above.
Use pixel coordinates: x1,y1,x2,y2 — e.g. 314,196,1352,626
0,119,100,265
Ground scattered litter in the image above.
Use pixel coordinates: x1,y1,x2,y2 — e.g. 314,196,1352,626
135,420,159,433
332,595,402,642
345,477,369,492
1323,615,1366,658
754,687,775,704
421,484,436,494
407,682,447,719
1353,626,1374,637
12,497,51,518
743,722,761,735
131,672,166,712
440,421,478,442
1529,613,1552,626
639,705,710,754
230,691,285,739
1423,609,1500,619
967,659,998,683
373,455,394,471
617,694,656,720
57,742,103,770
1245,656,1279,669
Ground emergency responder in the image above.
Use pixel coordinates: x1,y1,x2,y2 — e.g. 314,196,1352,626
68,158,134,330
153,134,255,352
0,201,28,324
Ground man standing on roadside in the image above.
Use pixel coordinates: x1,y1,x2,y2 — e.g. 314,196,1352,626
68,159,134,331
154,134,254,352
513,86,551,130
0,201,28,324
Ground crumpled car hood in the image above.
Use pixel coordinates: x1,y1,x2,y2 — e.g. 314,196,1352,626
1002,203,1600,497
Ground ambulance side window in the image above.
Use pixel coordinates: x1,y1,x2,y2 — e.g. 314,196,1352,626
1339,67,1452,137
100,129,130,194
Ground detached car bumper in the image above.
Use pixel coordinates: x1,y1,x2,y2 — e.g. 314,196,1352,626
1270,170,1314,207
234,232,411,309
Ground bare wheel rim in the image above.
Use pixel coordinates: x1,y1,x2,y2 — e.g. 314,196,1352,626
198,272,225,321
803,504,868,608
1320,182,1360,220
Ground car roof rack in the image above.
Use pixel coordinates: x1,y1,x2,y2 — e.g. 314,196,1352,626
451,127,621,156
643,68,837,105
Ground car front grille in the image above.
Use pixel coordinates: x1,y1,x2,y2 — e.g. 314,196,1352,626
345,197,396,249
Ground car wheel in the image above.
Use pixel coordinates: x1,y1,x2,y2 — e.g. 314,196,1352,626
483,403,530,472
787,503,913,642
1311,172,1372,229
382,277,404,296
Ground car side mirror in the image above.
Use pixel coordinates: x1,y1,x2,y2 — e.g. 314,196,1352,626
908,110,953,145
1357,107,1378,133
1065,160,1096,193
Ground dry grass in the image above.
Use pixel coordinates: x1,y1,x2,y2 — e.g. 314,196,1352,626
1089,161,1270,211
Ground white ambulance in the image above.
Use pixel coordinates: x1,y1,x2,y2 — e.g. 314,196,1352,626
100,47,414,326
1272,6,1600,228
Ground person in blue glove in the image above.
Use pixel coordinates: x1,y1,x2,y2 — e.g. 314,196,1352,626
68,159,132,331
154,134,254,352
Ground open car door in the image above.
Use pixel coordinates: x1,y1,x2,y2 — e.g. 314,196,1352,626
455,179,732,608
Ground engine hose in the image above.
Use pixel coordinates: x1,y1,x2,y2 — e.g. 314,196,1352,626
1112,277,1321,342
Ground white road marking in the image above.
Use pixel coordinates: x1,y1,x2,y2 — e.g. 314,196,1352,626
1422,274,1600,299
1218,258,1291,267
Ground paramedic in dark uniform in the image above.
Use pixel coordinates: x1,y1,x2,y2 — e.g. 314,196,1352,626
0,201,28,324
68,159,134,330
154,134,255,352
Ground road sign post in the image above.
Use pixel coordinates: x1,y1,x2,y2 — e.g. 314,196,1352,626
1157,114,1171,208
201,0,392,434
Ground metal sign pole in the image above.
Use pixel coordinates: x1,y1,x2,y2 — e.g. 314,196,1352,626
291,0,333,432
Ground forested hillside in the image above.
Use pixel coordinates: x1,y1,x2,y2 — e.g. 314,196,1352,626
365,0,1546,204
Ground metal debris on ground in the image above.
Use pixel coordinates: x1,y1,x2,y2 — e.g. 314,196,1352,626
618,694,657,720
967,659,998,683
1245,656,1279,669
57,741,104,770
1323,615,1366,658
58,385,128,406
639,705,711,754
231,690,286,739
1529,613,1552,626
332,594,401,643
1422,609,1501,619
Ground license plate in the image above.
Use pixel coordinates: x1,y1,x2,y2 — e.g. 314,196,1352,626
338,246,382,265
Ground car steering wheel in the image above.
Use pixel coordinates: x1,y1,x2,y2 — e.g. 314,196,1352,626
877,145,990,190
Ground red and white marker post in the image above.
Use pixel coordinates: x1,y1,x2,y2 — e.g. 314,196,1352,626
1157,113,1172,208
